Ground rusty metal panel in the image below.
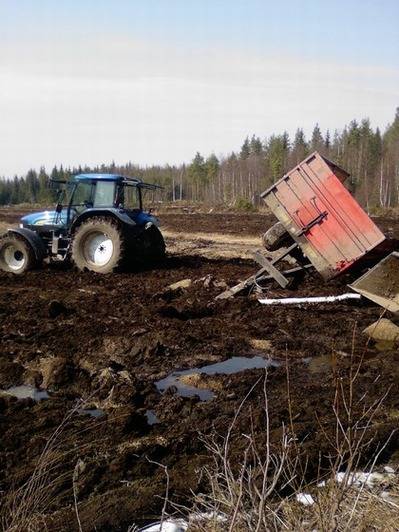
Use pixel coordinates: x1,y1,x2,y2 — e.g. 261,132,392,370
261,152,386,279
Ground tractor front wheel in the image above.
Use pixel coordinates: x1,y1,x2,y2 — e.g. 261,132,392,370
71,217,124,273
0,233,37,274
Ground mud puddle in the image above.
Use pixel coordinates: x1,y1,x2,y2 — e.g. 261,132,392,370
77,408,105,418
145,409,160,425
305,354,333,374
156,356,281,401
1,385,49,401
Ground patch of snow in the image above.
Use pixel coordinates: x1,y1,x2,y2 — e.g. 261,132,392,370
380,490,396,503
335,471,388,488
189,510,227,523
139,518,188,532
384,466,395,474
317,480,326,488
296,493,315,506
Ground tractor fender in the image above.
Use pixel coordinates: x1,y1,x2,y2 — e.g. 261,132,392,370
70,209,136,233
8,227,47,261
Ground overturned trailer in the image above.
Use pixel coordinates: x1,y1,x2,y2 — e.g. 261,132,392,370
218,152,398,309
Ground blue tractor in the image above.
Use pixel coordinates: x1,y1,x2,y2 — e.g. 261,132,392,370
0,174,165,274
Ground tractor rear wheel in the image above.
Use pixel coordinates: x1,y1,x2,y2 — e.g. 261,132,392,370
142,225,166,263
71,217,124,273
0,233,37,274
262,221,293,251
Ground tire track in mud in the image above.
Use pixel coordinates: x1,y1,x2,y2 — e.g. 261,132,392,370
163,229,262,260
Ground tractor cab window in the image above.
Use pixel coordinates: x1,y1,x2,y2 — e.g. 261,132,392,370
121,185,141,210
69,182,93,214
93,181,116,207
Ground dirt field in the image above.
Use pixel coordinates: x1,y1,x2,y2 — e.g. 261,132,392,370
0,207,399,530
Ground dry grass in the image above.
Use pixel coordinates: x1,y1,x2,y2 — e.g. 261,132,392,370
279,479,399,532
1,403,85,532
180,343,398,531
0,394,116,532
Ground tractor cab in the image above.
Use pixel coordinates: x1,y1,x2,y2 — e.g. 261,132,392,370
21,174,156,230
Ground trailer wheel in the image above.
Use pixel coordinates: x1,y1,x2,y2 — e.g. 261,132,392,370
0,233,37,274
262,222,293,251
71,217,124,273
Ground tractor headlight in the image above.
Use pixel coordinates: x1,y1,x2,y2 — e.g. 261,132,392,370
19,223,24,228
145,216,160,228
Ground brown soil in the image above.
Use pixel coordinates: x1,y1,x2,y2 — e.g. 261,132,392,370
0,208,399,531
161,211,276,236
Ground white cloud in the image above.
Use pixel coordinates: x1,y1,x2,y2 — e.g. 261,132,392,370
0,37,398,175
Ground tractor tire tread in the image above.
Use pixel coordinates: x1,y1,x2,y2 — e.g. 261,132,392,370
71,216,125,273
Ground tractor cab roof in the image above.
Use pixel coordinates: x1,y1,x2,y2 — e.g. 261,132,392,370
71,174,161,190
75,173,126,182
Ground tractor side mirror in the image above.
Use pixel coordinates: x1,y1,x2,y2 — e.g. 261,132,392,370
55,203,63,213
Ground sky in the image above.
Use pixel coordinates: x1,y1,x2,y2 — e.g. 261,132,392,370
0,0,398,176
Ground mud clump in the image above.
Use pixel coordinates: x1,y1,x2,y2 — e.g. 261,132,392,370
363,318,399,343
48,299,69,318
40,356,72,388
169,278,192,290
0,360,24,388
103,334,167,366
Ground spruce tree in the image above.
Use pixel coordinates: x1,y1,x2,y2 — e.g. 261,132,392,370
240,137,250,159
310,123,324,153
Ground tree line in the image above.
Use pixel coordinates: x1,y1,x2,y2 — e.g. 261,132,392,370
1,108,398,210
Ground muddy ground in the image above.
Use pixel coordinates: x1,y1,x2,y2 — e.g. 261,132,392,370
0,208,399,531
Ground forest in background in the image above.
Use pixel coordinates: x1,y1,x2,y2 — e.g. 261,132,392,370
1,108,398,211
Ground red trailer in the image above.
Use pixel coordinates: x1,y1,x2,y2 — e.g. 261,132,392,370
260,152,385,281
217,152,395,299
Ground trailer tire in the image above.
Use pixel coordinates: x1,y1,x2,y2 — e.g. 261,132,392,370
71,217,124,273
262,222,293,251
0,233,38,274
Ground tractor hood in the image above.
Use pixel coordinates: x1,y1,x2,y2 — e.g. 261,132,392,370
21,210,67,227
20,209,160,228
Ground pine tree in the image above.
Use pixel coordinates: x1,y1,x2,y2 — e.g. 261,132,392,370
188,152,206,200
24,169,39,203
266,135,289,183
324,130,331,153
205,154,219,181
38,167,51,204
310,124,324,153
291,128,308,165
240,137,250,159
10,176,22,204
249,135,263,155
